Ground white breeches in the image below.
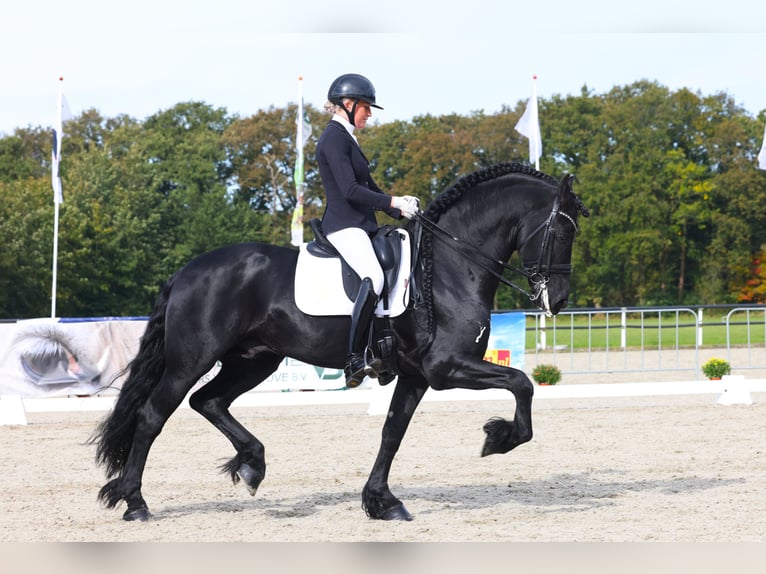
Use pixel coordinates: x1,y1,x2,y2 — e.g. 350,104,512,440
326,227,384,296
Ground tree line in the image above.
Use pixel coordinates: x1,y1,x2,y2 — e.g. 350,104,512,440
1,79,765,318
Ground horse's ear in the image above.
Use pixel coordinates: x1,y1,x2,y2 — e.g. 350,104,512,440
557,173,575,200
559,173,590,217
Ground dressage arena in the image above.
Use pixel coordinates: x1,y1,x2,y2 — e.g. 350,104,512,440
2,373,766,546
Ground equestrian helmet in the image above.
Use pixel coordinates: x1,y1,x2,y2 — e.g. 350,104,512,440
327,73,383,109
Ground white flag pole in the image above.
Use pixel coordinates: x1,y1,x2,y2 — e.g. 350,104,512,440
291,75,306,246
531,75,540,171
297,76,304,194
51,76,63,318
51,198,59,318
297,76,304,158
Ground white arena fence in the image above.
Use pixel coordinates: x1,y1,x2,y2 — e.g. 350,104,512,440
526,304,766,377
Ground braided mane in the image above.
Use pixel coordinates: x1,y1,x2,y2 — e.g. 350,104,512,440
423,162,557,223
417,162,558,334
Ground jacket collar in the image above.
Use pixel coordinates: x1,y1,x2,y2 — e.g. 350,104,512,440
332,114,355,138
328,118,367,161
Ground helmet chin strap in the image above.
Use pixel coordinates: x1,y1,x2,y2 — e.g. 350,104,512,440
343,99,359,127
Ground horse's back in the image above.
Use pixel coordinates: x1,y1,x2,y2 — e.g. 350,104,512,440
183,241,296,273
174,242,296,290
164,242,298,342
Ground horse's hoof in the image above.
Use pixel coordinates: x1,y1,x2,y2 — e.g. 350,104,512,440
481,438,503,457
123,507,151,522
237,463,260,496
481,417,515,456
380,503,413,521
481,436,512,457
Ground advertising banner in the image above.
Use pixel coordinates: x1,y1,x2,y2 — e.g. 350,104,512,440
0,318,145,397
483,312,526,370
1,312,526,398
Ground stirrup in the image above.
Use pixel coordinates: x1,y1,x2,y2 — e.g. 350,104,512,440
344,354,366,388
363,346,382,378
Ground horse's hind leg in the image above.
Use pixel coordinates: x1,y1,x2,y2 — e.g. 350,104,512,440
188,352,283,497
108,372,203,521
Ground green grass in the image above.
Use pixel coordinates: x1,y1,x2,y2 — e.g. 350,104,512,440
524,311,766,350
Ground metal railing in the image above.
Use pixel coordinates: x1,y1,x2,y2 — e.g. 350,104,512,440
524,305,766,379
724,307,766,372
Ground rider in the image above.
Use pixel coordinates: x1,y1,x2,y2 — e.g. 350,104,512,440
316,73,419,388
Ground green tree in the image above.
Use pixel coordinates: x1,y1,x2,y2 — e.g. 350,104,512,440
2,81,765,317
224,104,323,245
138,102,244,274
366,113,480,204
0,135,39,182
0,177,55,316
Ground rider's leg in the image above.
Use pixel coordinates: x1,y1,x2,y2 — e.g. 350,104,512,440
345,277,378,387
326,227,384,387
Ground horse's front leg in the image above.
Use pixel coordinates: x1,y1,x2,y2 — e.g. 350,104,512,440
362,376,429,521
432,358,534,457
480,370,533,456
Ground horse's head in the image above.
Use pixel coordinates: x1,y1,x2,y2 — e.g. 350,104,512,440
414,163,588,333
516,174,588,317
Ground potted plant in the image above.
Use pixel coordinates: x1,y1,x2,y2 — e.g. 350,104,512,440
531,364,562,385
701,357,731,380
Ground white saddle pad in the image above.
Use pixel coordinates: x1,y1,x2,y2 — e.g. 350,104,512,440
294,229,411,317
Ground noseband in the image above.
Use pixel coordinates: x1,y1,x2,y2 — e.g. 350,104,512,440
519,196,577,274
414,197,577,315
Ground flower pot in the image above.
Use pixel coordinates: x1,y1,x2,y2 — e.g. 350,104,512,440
701,358,731,380
531,364,561,386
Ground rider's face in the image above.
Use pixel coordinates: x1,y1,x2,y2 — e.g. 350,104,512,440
351,101,372,129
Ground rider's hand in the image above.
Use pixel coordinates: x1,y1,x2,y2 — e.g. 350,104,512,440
392,195,419,219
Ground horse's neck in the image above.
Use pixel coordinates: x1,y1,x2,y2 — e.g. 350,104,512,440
437,201,518,263
428,210,514,304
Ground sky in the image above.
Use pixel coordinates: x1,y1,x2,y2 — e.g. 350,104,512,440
1,0,765,136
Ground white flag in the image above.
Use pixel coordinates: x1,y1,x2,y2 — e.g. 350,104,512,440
52,78,64,204
515,77,542,167
758,123,766,170
291,76,311,246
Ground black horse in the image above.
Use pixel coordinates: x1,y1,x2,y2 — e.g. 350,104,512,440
92,162,588,522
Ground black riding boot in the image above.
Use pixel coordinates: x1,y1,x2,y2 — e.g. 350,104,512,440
345,278,378,388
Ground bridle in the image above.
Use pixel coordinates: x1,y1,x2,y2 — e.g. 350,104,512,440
413,195,578,316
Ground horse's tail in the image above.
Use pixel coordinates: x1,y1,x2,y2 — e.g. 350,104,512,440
90,275,175,479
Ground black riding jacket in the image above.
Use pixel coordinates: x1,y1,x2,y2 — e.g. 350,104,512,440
316,119,401,235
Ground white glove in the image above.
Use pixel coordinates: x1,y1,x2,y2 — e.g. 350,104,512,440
392,195,419,219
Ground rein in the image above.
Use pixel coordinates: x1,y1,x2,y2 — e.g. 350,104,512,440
413,198,577,310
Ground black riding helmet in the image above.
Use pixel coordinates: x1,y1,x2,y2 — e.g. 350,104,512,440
328,73,382,126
